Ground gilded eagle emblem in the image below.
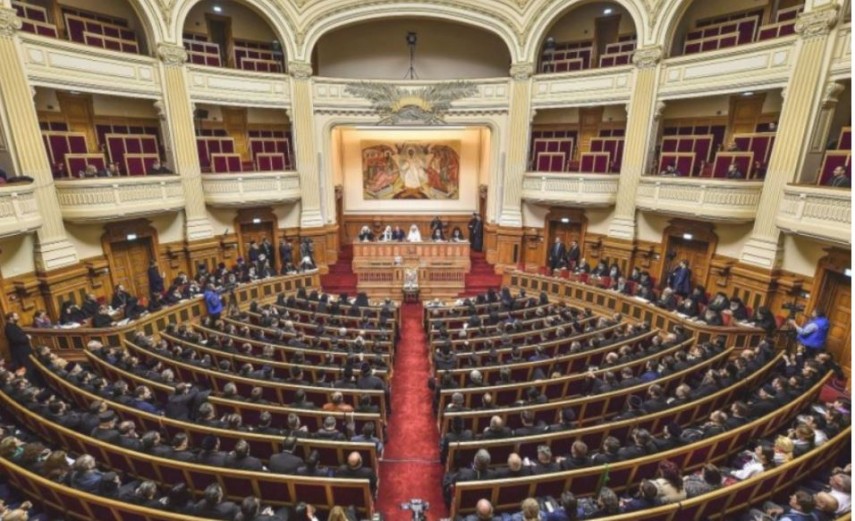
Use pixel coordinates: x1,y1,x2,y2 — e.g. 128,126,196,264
344,81,478,125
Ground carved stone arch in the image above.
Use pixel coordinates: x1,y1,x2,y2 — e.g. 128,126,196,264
301,6,521,64
170,0,297,60
524,0,649,64
652,0,703,56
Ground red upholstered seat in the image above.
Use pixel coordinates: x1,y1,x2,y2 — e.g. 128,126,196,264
211,153,243,173
712,152,755,178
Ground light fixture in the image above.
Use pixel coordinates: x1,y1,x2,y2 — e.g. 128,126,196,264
560,217,570,224
742,91,754,96
252,217,261,224
404,31,418,79
603,8,613,14
126,233,138,241
213,5,222,12
682,233,693,240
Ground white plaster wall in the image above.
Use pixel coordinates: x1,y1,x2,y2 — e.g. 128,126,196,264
315,19,510,79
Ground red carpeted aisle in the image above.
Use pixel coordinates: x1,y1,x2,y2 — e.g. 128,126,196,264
376,302,448,521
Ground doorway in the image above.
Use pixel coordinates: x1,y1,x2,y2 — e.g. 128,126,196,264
663,236,712,290
206,14,232,66
239,221,275,261
815,270,851,377
594,14,621,62
110,237,155,299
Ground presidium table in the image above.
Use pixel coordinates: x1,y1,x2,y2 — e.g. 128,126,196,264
352,241,471,300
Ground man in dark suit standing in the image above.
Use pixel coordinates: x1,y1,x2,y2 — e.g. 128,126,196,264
548,238,567,272
668,259,692,297
5,312,34,377
565,240,580,270
468,213,483,252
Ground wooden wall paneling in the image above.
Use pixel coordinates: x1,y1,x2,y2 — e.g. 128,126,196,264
601,237,635,275
727,92,767,144
494,226,524,273
55,91,98,153
630,240,665,283
185,238,225,275
805,248,851,380
579,107,604,157
483,222,499,265
221,107,249,161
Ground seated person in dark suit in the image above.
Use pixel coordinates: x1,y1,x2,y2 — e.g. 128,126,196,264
192,483,240,520
91,305,115,328
224,439,264,471
656,288,678,311
725,163,745,179
335,452,378,495
828,165,851,188
296,450,330,477
147,160,173,175
699,308,723,326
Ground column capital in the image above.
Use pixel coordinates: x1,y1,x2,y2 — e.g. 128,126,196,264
0,7,22,39
632,45,663,68
822,80,846,108
509,62,535,81
157,43,188,66
795,5,839,39
288,60,313,79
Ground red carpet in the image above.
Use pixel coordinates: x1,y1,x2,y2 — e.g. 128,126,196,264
376,303,448,521
321,245,358,294
461,251,502,297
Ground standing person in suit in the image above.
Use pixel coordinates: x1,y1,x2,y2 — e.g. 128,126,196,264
468,213,484,252
548,238,567,272
668,260,692,297
4,312,33,375
565,240,580,270
279,238,293,269
260,237,274,270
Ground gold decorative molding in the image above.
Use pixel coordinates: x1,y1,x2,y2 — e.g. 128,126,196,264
0,7,22,39
795,5,839,39
343,81,478,124
632,45,663,68
157,43,188,66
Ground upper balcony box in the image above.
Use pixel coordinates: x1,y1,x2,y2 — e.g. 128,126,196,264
0,183,43,239
186,65,291,108
659,37,795,99
776,184,851,246
201,172,301,207
55,176,185,223
636,177,763,222
521,173,619,207
20,34,160,98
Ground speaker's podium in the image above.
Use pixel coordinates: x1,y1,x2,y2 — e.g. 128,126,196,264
352,241,471,300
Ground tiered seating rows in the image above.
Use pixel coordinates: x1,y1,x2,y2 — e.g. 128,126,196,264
450,371,837,517
2,376,375,515
758,5,803,41
233,39,283,73
12,1,58,38
684,11,762,55
63,11,139,54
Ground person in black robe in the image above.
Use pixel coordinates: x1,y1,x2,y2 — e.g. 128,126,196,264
430,216,443,239
4,312,31,370
147,260,164,298
468,213,483,252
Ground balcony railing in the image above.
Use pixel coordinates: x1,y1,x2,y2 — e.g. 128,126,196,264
201,171,301,207
186,65,291,108
636,177,763,222
659,37,795,99
55,176,185,222
532,66,634,107
521,173,619,207
776,184,851,246
20,33,160,97
0,183,42,238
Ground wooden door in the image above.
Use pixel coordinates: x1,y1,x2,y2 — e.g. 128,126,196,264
727,93,766,142
110,238,154,299
668,237,711,289
240,221,275,260
817,271,851,378
594,14,621,59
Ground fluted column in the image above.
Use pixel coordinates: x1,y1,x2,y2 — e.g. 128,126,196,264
156,43,213,241
739,5,839,268
607,45,663,240
288,60,323,228
498,62,534,228
0,8,77,271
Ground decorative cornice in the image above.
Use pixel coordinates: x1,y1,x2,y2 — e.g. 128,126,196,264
0,8,23,39
509,62,534,81
795,5,839,40
157,43,188,66
632,45,663,68
342,81,479,124
289,61,313,79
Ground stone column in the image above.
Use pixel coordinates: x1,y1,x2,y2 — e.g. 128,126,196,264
739,5,839,268
497,62,535,228
288,60,323,229
0,8,77,271
156,43,213,241
802,80,846,182
607,45,663,240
